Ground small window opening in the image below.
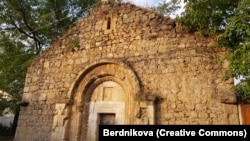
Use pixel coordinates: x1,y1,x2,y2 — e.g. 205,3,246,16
107,17,111,29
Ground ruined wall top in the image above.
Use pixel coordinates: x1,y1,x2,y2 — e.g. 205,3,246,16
38,1,185,56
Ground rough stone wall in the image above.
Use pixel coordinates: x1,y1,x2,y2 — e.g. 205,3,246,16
15,2,239,141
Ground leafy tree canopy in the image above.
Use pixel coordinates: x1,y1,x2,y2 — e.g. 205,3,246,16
152,0,182,17
0,0,101,134
0,34,35,115
0,0,101,54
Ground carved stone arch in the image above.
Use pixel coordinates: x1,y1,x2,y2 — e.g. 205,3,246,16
66,59,141,100
66,59,141,141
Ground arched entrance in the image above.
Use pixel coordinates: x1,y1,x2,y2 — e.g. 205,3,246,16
66,60,141,141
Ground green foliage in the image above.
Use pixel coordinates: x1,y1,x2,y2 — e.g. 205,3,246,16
0,0,101,134
152,0,182,17
179,0,239,36
217,0,250,99
0,0,101,54
0,35,36,114
180,0,250,100
236,78,250,103
68,37,80,49
217,0,250,79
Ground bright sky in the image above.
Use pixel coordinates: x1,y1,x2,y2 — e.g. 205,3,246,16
126,0,162,7
126,0,185,17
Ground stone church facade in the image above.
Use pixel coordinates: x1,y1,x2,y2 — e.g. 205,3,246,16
15,2,239,141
